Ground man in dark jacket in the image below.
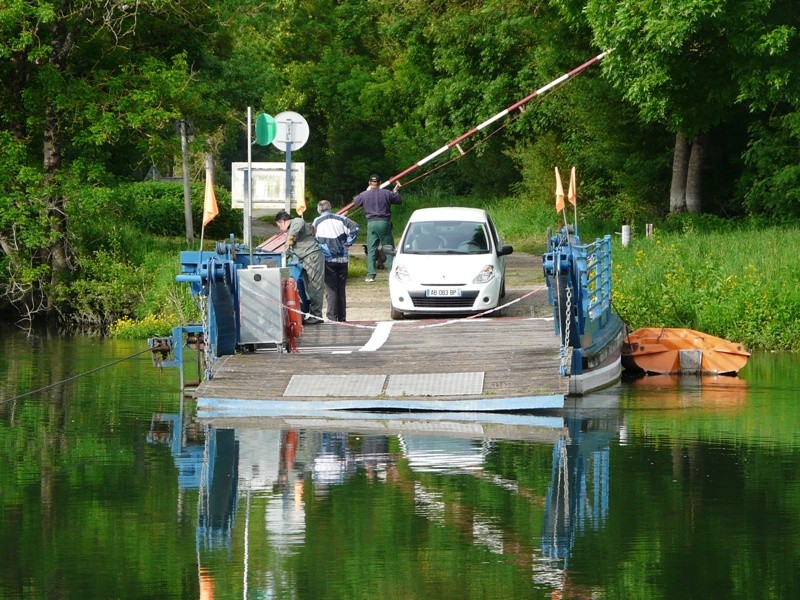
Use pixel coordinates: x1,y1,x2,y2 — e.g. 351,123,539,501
353,174,401,282
312,200,360,322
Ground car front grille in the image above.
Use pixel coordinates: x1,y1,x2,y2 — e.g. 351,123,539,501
409,291,479,308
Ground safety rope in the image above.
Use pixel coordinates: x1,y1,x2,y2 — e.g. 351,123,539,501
0,347,152,405
273,282,551,332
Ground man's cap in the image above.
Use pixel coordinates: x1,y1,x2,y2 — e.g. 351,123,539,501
369,174,380,183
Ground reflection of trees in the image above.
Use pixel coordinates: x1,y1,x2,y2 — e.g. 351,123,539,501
1,333,203,599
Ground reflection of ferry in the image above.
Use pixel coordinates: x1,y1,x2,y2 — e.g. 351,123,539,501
541,416,615,563
173,409,622,597
147,408,205,489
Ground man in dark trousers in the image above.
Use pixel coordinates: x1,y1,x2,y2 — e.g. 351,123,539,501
312,200,360,322
353,174,401,282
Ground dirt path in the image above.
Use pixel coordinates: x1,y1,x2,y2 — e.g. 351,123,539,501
344,248,551,322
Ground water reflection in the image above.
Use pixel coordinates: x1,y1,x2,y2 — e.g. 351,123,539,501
541,416,613,564
626,373,748,409
6,329,800,599
151,405,625,598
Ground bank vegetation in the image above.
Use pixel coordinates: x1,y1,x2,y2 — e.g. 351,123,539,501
2,1,799,351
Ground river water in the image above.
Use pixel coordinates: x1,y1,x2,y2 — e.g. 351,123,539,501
1,326,799,599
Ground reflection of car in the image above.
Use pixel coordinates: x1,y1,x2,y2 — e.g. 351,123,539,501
388,207,513,320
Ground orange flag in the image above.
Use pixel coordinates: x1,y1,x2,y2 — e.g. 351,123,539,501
202,173,219,226
555,167,565,212
295,195,306,216
568,167,577,206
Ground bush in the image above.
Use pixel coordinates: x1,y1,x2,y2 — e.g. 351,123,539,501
115,181,242,238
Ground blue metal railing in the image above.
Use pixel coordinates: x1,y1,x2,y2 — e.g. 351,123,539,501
544,231,615,344
581,235,613,330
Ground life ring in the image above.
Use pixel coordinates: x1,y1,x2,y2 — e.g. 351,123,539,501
282,277,304,352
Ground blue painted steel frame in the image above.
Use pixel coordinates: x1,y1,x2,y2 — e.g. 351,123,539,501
152,235,310,388
543,230,622,377
174,235,295,359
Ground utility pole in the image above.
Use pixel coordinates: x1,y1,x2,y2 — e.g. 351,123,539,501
180,119,194,245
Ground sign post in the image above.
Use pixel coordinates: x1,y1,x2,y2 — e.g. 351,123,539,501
272,111,309,214
246,108,253,253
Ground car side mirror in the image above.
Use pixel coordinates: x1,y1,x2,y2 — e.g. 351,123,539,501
498,244,513,256
382,244,396,257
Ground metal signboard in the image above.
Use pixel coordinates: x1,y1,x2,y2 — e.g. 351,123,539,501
230,162,305,210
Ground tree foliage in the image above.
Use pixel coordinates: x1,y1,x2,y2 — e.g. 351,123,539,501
2,0,800,326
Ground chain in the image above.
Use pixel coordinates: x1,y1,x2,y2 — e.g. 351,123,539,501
560,286,572,374
199,272,215,380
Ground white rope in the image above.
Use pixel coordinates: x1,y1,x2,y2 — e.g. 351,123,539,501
242,485,251,600
262,281,549,332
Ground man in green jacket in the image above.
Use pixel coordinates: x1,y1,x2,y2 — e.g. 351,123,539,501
275,210,325,324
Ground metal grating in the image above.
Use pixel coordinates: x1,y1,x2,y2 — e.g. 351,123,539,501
385,372,484,397
284,374,386,397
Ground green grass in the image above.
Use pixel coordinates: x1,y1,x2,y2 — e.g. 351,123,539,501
611,226,800,351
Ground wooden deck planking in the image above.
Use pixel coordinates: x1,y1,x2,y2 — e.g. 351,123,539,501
195,316,568,407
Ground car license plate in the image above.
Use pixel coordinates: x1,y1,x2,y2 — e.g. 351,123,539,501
425,287,462,297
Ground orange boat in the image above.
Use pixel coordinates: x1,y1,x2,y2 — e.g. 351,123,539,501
622,328,750,375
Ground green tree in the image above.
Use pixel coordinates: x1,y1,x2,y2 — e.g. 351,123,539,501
583,0,789,214
0,1,220,321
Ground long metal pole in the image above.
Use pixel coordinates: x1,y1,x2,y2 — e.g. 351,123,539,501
246,107,253,262
384,51,609,188
285,117,293,213
337,50,610,213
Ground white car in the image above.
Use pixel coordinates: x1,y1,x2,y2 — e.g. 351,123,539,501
388,207,513,319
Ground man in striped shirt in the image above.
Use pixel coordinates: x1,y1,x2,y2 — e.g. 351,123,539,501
313,200,360,322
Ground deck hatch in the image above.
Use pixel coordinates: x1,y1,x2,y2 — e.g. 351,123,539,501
385,372,484,397
283,374,386,397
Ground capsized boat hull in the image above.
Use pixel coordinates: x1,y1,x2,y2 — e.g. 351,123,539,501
622,328,750,375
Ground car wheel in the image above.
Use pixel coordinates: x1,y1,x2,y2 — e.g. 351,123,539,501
500,278,506,299
390,305,405,320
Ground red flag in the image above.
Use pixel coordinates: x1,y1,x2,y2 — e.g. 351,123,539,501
202,174,219,226
568,167,577,206
555,167,565,212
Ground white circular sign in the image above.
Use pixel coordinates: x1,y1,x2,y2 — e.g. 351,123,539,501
271,111,310,152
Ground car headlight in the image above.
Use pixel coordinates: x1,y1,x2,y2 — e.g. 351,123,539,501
473,265,495,284
394,263,412,282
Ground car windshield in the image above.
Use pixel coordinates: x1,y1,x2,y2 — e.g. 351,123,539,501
401,221,490,254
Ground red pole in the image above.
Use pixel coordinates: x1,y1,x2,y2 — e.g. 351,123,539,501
336,50,609,215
